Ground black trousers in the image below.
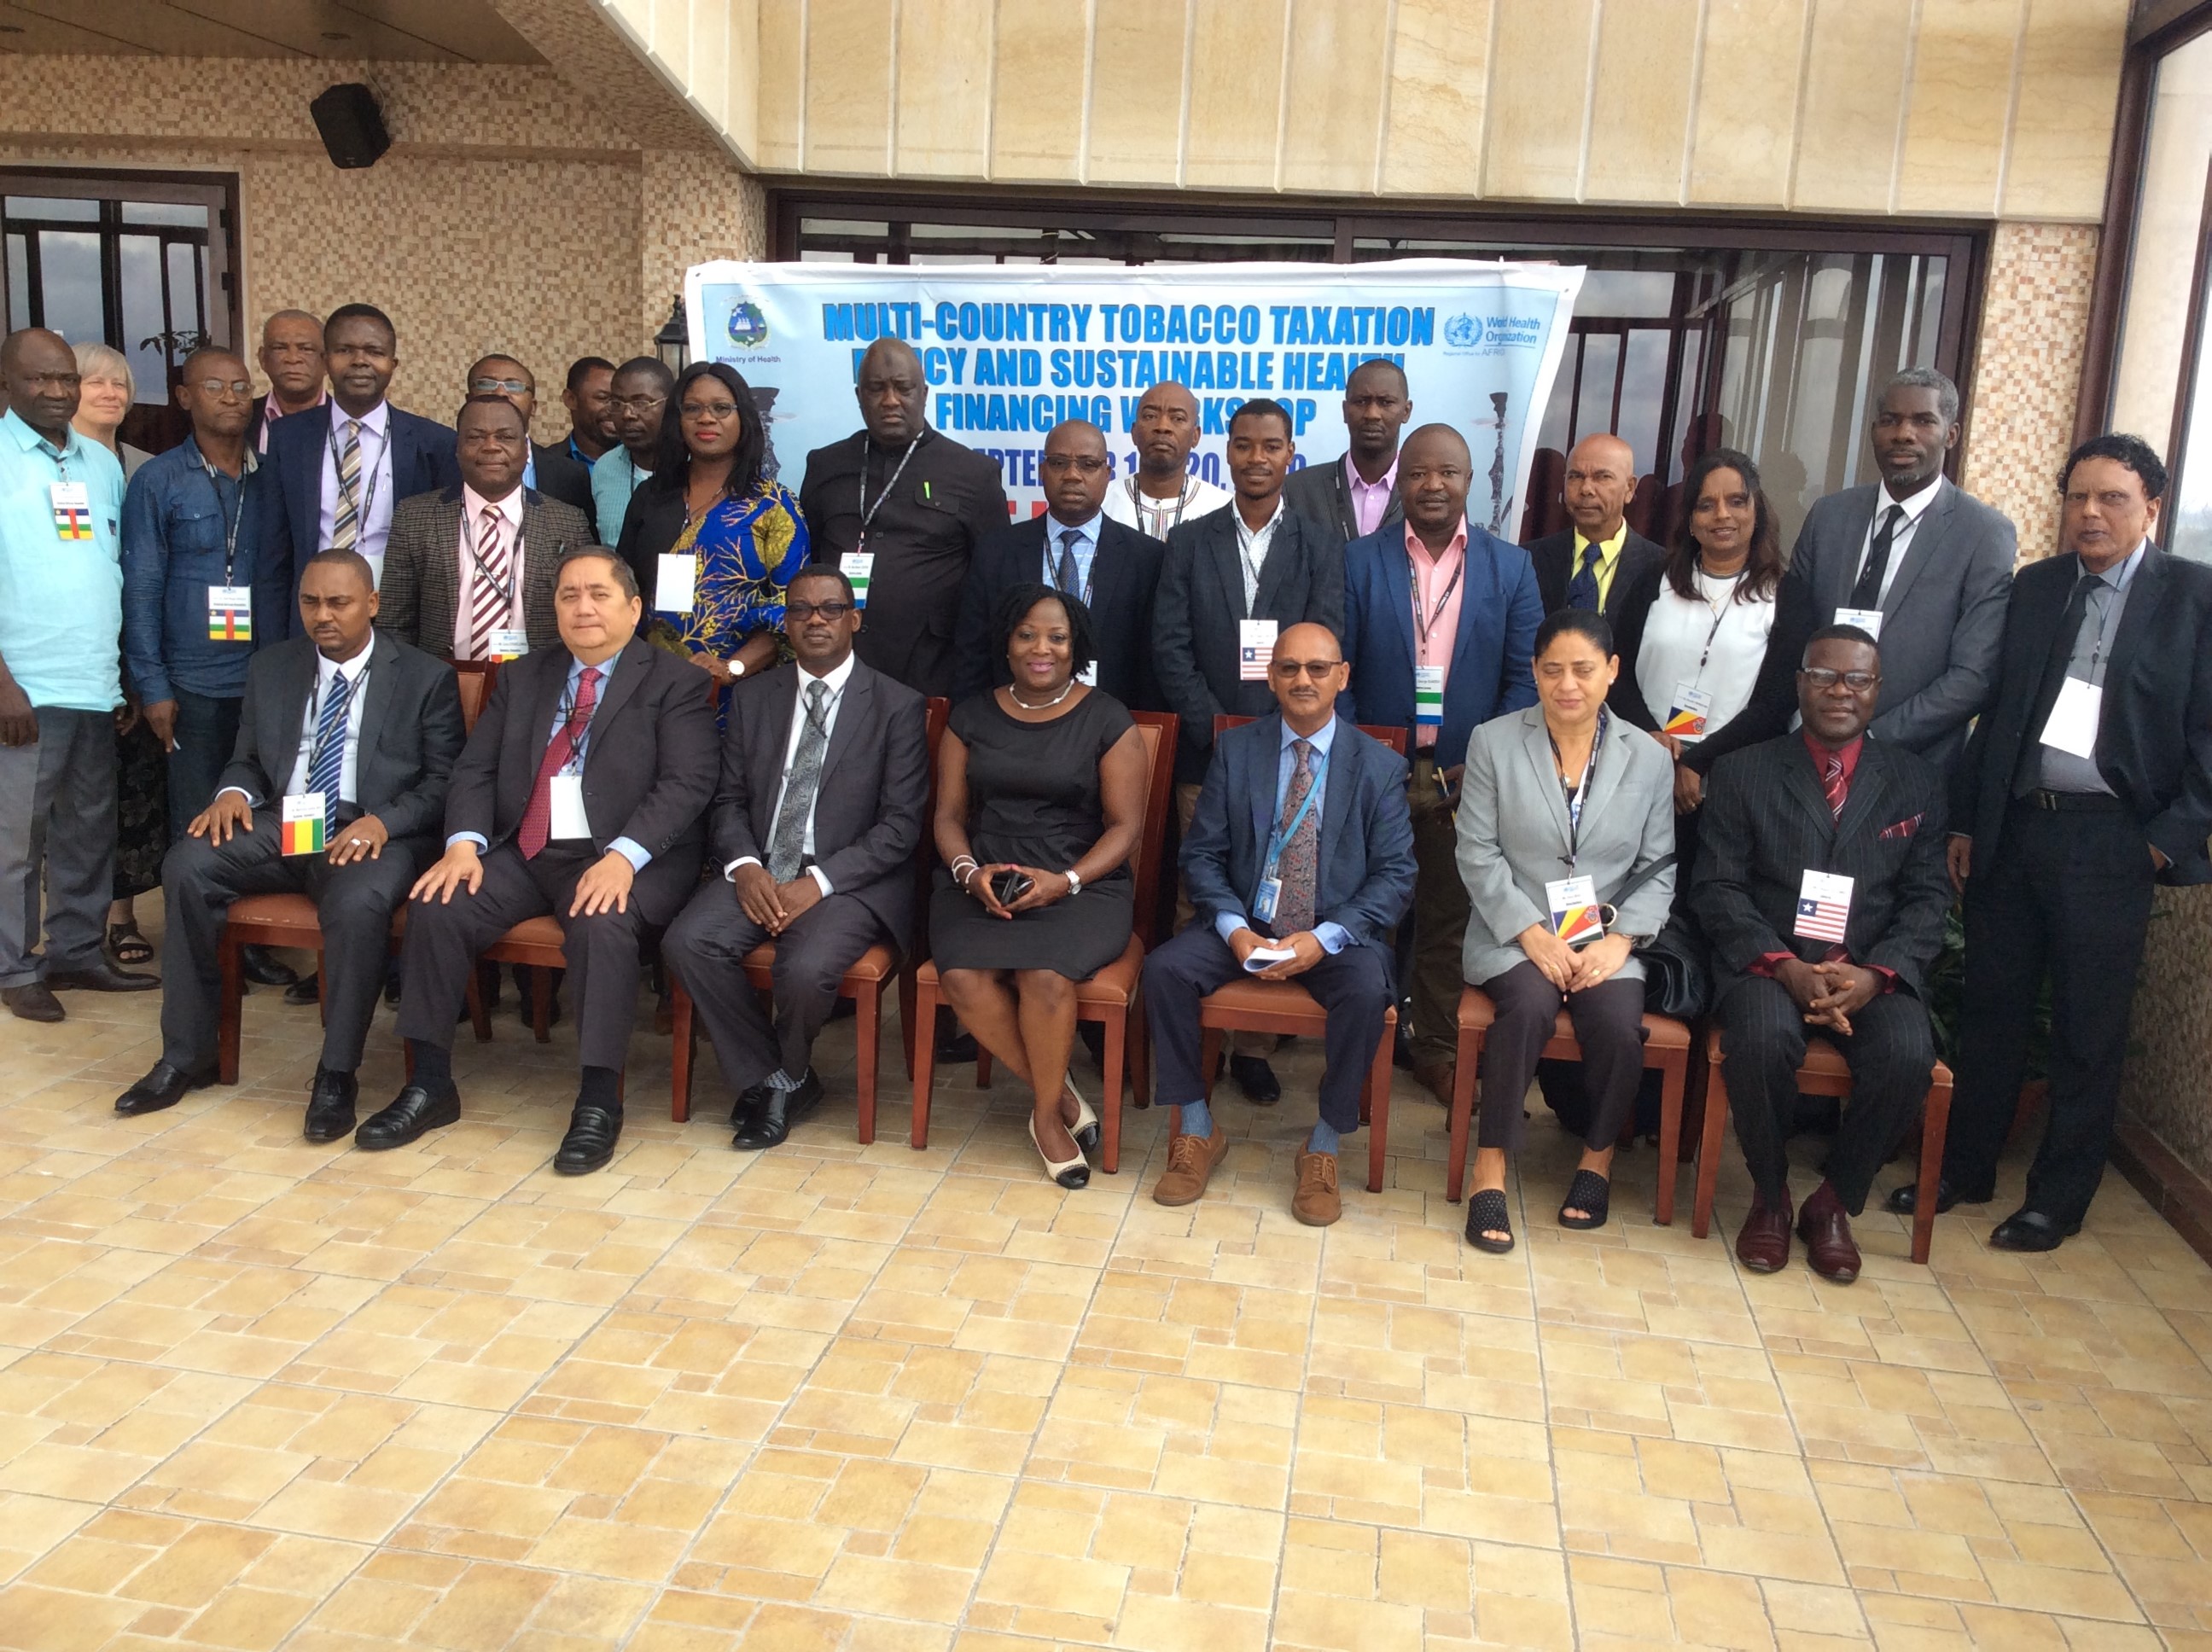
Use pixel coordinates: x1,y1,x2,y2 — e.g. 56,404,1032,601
662,875,888,1094
1144,925,1393,1135
1478,962,1645,1155
1716,974,1934,1214
395,841,696,1072
160,811,421,1074
1943,801,2157,1225
166,690,242,842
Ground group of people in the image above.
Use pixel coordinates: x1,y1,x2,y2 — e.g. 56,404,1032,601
2,303,2206,1276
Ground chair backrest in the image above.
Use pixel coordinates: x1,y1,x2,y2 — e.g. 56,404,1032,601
1212,712,1409,755
453,660,498,735
916,695,952,913
1126,709,1179,946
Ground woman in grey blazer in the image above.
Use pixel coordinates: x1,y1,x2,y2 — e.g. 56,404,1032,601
1455,608,1676,1252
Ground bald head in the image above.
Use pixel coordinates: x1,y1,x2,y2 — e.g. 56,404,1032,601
258,309,325,411
1132,380,1203,486
857,336,928,445
1563,432,1639,541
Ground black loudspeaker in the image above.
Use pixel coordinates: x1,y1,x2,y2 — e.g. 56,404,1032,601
309,83,390,170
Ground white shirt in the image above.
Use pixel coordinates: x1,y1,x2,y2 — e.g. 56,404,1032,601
218,644,372,808
1233,497,1285,613
1854,474,1945,605
452,484,527,659
726,652,859,897
1102,473,1233,541
316,401,396,579
1634,570,1775,743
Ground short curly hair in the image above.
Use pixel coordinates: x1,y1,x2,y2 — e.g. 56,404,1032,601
993,581,1096,679
2058,433,2168,502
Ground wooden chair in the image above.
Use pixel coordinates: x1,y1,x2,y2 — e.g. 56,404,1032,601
1691,1025,1954,1265
906,708,1179,1171
666,698,951,1143
1442,986,1694,1221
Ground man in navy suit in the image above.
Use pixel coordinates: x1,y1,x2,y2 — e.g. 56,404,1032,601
1144,622,1416,1225
1342,423,1542,1104
261,302,457,626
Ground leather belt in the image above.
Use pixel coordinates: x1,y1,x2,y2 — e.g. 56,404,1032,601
2017,788,2127,814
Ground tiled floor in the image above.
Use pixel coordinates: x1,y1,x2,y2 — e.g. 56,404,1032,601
3,928,2212,1649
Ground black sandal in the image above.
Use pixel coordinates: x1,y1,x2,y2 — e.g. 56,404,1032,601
106,922,153,966
1558,1168,1611,1230
1465,1188,1515,1254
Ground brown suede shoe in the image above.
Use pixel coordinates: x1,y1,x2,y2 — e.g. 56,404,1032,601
1151,1123,1230,1207
1796,1183,1861,1284
1735,1190,1793,1274
1412,1059,1456,1108
1291,1150,1342,1225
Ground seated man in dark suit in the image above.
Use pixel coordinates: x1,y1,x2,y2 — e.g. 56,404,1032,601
952,417,1162,709
379,548,717,1172
1144,623,1416,1225
1525,433,1665,616
1692,625,1952,1283
663,566,929,1150
115,550,463,1137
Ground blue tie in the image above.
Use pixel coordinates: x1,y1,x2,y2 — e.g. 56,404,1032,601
1567,544,1603,611
1056,527,1083,598
306,669,356,808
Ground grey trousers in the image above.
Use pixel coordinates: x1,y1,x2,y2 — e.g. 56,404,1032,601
0,708,118,988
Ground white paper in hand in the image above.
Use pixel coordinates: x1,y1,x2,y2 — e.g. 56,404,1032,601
1243,943,1298,973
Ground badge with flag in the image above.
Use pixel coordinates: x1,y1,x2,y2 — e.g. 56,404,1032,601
49,480,93,541
281,792,328,856
1545,874,1604,946
207,585,253,642
1793,870,1854,944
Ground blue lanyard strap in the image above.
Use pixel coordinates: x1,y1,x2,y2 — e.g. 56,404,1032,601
1550,709,1607,866
1263,746,1328,874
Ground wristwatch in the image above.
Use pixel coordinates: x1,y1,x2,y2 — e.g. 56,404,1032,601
729,657,747,678
1064,869,1083,895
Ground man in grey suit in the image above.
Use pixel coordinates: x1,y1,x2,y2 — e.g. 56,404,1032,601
115,550,464,1135
1777,369,2016,775
377,395,593,660
664,567,930,1151
1283,359,1412,544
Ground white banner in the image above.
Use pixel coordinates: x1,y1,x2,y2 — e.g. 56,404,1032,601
685,259,1583,533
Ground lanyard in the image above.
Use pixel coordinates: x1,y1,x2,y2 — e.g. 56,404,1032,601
1236,510,1276,606
198,451,254,583
1548,708,1607,867
551,671,606,773
1263,746,1329,875
328,416,384,535
1050,526,1094,607
1126,475,1197,535
2081,568,2130,678
1685,567,1745,683
858,435,921,542
462,503,525,614
303,664,367,780
1407,543,1465,651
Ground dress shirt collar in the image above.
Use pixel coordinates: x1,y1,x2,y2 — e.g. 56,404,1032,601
1572,521,1628,562
462,483,526,528
2087,538,2149,591
566,646,621,689
797,651,858,697
1043,509,1103,550
183,433,256,479
1281,714,1338,759
3,406,86,462
1347,453,1399,495
330,400,390,439
1405,517,1468,567
1877,472,1944,526
1802,730,1864,784
316,641,375,688
1234,497,1285,544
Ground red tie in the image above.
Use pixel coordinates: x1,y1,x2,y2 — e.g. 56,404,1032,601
518,666,600,858
1822,752,1848,820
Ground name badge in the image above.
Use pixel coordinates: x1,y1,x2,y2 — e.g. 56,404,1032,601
1795,870,1854,943
841,551,875,608
548,773,591,840
2040,676,2101,759
486,627,528,663
655,551,697,614
1413,664,1445,726
1545,875,1604,945
280,792,327,856
207,585,253,643
50,480,91,541
1663,682,1714,740
1238,619,1278,682
1833,606,1884,639
1250,875,1281,928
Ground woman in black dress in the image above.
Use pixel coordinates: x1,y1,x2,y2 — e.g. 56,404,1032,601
932,585,1150,1188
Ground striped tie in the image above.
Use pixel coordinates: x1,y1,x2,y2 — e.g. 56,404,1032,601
306,669,357,811
467,504,508,660
330,419,363,551
1822,752,1848,820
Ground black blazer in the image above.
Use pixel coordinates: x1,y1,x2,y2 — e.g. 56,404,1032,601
1606,559,1813,776
375,486,593,659
1953,544,2212,884
713,660,931,945
218,631,463,853
529,442,596,519
950,515,1163,708
1155,503,1348,781
1693,734,1953,1002
1284,452,1405,543
1526,526,1668,616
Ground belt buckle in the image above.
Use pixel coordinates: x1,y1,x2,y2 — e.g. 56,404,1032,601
2034,789,2059,811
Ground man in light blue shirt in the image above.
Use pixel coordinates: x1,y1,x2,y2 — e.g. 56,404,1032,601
0,327,150,1021
592,357,672,544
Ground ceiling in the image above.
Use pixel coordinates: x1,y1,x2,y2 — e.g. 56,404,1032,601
0,0,543,61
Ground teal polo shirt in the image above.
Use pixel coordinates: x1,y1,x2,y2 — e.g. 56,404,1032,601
0,408,125,711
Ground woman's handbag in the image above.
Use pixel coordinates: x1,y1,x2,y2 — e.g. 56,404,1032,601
1600,853,1711,1021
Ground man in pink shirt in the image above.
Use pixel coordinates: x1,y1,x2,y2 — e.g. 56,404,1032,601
1284,359,1412,543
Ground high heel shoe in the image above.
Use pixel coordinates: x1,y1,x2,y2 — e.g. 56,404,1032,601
1064,1079,1101,1154
1030,1115,1090,1189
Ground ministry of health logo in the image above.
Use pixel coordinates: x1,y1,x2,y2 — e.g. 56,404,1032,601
726,300,770,348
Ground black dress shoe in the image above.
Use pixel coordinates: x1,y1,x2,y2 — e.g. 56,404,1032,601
1989,1207,2081,1253
1884,1177,1991,1217
114,1060,216,1116
285,972,321,1007
1229,1055,1281,1106
3,983,64,1022
936,1028,978,1063
555,1104,623,1174
45,960,157,992
241,945,297,987
303,1067,359,1143
1079,1022,1107,1068
355,1082,461,1149
732,1071,823,1151
731,1079,773,1129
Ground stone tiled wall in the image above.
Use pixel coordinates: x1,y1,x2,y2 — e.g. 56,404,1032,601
2126,890,2212,1184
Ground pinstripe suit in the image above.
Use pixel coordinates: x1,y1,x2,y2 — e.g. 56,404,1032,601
375,486,593,660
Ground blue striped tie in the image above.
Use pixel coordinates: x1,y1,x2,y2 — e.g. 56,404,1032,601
306,670,356,810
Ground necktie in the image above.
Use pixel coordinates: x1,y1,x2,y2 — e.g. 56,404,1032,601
1055,527,1083,599
1822,751,1848,821
1851,503,1905,610
330,420,363,552
467,504,509,660
1567,543,1603,611
306,668,357,809
766,680,831,883
1272,738,1320,936
518,666,601,858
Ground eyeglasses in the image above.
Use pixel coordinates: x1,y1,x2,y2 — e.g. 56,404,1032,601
1271,659,1342,679
192,379,254,400
608,393,666,412
1041,454,1109,474
469,377,530,395
786,599,855,622
1799,668,1879,690
683,401,741,421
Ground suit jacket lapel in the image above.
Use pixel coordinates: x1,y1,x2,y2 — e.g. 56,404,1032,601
1831,490,1879,608
1333,462,1356,541
426,489,464,643
1579,712,1629,828
1832,740,1891,844
1522,714,1575,851
1880,483,1952,617
1318,724,1354,875
1208,511,1249,620
2104,544,2164,707
755,668,800,835
817,665,870,786
585,637,652,753
1383,532,1418,668
1782,738,1838,841
271,641,321,792
1250,509,1295,617
1248,715,1279,850
355,633,400,777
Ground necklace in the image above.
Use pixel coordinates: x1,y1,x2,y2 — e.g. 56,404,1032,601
1009,678,1077,710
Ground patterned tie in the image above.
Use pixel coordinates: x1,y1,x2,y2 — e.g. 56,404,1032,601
1272,737,1320,936
1822,751,1848,821
306,668,357,810
1567,543,1603,611
1851,503,1905,611
766,680,831,883
330,419,363,551
1055,528,1083,598
467,504,509,660
518,666,601,858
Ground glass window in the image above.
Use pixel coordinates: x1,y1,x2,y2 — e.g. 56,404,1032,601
2111,32,2212,447
4,195,97,221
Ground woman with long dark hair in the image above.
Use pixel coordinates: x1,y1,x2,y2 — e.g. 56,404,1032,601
614,360,808,695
